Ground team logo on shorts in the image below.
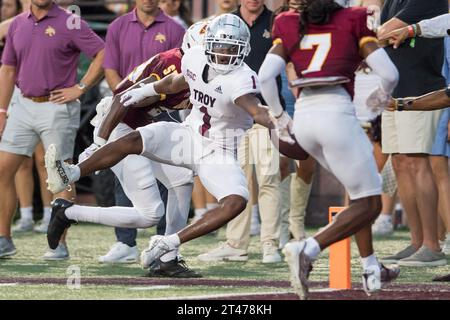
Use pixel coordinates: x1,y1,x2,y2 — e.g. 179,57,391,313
155,32,167,43
263,29,270,39
45,26,56,37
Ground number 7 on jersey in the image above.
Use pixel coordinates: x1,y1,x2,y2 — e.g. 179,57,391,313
300,33,332,75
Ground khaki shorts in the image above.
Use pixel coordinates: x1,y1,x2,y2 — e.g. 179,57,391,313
0,92,80,159
381,110,443,154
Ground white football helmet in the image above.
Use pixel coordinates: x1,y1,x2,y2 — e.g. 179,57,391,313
181,20,209,53
204,13,251,74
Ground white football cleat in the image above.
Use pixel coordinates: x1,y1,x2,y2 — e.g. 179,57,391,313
282,241,312,300
140,235,176,270
362,265,381,296
45,144,78,194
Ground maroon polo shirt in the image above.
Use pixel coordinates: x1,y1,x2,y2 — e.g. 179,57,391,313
1,2,104,97
103,9,185,78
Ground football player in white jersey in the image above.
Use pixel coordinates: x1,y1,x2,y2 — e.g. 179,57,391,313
43,22,210,277
44,14,283,270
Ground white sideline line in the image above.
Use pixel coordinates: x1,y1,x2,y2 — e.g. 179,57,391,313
0,283,18,287
148,290,295,300
128,285,172,291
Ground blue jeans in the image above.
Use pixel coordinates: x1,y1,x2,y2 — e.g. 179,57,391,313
114,178,137,247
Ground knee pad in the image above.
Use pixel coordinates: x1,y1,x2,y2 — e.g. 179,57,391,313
122,155,156,190
136,200,165,227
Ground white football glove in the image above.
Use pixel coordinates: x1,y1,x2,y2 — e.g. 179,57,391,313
274,111,295,145
120,82,157,107
90,96,113,127
366,86,392,114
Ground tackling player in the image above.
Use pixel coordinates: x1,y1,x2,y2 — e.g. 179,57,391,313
258,0,400,298
45,22,208,278
45,14,280,273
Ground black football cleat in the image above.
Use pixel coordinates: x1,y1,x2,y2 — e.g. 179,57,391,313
47,198,76,250
433,274,450,282
146,258,202,278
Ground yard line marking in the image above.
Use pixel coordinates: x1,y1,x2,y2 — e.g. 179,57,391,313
128,285,172,291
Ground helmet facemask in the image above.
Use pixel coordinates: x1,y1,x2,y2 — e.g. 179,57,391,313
204,14,251,75
205,38,249,74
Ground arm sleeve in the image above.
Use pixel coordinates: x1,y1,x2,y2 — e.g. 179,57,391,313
365,48,399,94
103,22,120,71
258,53,286,116
71,19,105,59
231,70,260,103
396,0,448,25
418,13,450,38
1,20,17,67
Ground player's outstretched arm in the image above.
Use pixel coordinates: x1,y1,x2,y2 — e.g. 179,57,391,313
235,93,275,130
361,41,399,113
388,88,450,111
120,73,189,107
97,75,161,142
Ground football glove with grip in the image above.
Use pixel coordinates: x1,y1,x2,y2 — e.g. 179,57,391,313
366,85,392,114
274,111,296,145
120,82,158,107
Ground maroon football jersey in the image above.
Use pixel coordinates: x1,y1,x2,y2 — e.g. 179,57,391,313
272,7,377,97
114,48,190,129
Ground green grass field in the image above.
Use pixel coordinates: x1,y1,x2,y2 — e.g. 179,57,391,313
0,224,449,299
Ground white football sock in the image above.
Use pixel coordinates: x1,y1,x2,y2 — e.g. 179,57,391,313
206,202,219,211
304,237,321,261
361,253,379,270
194,208,206,219
20,207,33,221
72,165,81,182
378,214,392,223
65,205,162,228
165,233,181,248
165,184,193,235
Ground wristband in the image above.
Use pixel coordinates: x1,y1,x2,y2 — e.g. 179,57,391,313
407,25,415,37
445,85,450,98
0,108,7,114
93,136,107,147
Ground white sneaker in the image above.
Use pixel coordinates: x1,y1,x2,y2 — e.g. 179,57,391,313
372,215,393,236
262,241,282,263
362,265,381,296
33,220,50,234
197,242,248,262
141,235,176,269
442,235,450,255
45,144,79,194
12,219,34,233
42,243,70,261
98,242,139,264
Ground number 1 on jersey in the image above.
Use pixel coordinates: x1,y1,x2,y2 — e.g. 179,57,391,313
300,33,332,75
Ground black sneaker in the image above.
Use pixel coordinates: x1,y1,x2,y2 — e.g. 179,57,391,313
47,198,76,250
147,258,202,278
